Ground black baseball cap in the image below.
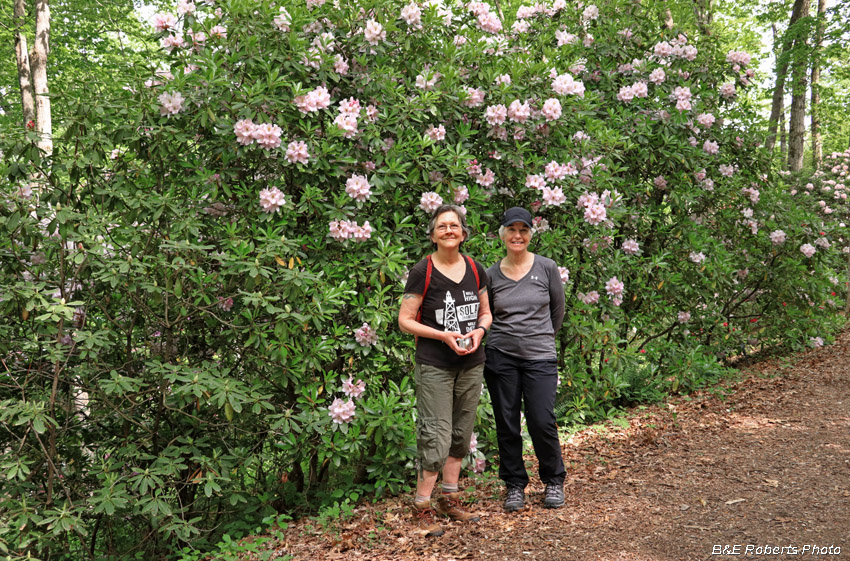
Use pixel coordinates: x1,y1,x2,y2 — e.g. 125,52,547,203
500,207,533,228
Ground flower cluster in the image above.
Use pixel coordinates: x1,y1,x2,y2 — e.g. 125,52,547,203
355,322,378,346
345,174,372,202
259,187,286,213
329,220,372,241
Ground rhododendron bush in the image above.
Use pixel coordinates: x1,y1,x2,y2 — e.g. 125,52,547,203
0,0,846,558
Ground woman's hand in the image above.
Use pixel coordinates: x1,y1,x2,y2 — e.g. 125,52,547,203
443,331,474,355
462,327,486,353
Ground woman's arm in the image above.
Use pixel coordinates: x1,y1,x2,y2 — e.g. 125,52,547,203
548,262,566,332
464,287,492,353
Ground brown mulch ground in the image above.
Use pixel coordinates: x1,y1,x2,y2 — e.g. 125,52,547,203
245,328,850,561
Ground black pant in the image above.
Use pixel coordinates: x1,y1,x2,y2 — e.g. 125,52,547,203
484,346,566,488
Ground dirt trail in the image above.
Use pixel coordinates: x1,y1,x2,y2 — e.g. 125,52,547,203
257,329,850,561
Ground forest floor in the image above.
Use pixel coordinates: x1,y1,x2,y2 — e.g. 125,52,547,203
239,328,850,561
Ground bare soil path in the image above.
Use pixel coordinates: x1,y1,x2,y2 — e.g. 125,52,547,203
250,328,850,561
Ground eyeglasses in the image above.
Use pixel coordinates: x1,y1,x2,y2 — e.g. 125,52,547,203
434,224,462,232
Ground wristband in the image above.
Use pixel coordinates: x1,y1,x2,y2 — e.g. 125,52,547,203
476,325,488,336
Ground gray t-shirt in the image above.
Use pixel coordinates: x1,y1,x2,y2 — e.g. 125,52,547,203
486,254,565,360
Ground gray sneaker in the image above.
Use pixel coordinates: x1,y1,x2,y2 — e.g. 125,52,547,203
503,485,525,512
543,483,564,508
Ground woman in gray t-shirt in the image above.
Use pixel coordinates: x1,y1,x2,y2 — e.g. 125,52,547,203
484,207,567,512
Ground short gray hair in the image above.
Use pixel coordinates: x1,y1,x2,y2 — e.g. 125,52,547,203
427,204,472,246
498,224,534,240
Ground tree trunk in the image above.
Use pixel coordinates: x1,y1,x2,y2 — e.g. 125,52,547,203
664,7,674,29
13,0,35,125
780,105,787,159
786,0,810,172
766,1,805,154
810,0,826,170
31,0,52,155
692,0,713,36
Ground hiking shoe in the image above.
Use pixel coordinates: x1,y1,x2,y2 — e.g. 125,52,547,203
412,500,444,537
543,483,565,509
503,485,525,512
437,492,480,522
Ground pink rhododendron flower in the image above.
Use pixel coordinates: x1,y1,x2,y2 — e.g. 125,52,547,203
541,98,562,121
770,230,786,244
696,113,715,128
477,12,503,33
578,291,600,305
632,81,649,98
544,161,567,181
355,322,378,346
703,140,720,155
800,243,816,257
556,30,578,46
494,74,512,86
273,7,292,31
605,277,624,297
532,216,549,233
582,4,599,21
583,34,594,47
720,82,736,99
584,203,607,225
468,432,478,454
294,86,331,113
558,267,569,284
814,237,830,249
285,141,310,164
401,3,422,26
420,192,443,213
328,398,356,424
551,74,585,96
364,19,386,45
507,100,531,123
654,176,667,189
719,164,735,177
209,25,227,39
425,124,447,141
689,251,706,264
476,168,496,187
526,174,546,190
218,296,234,312
158,91,185,116
678,311,691,323
334,113,359,138
512,20,531,33
453,185,469,204
473,457,486,473
342,377,366,399
345,174,372,202
234,119,256,145
809,337,824,348
161,34,186,53
177,0,195,16
152,12,178,32
462,87,486,107
617,85,635,102
253,123,283,149
573,130,590,142
649,68,666,84
622,239,640,255
726,50,752,66
542,186,566,207
675,99,692,112
484,104,508,125
259,187,286,213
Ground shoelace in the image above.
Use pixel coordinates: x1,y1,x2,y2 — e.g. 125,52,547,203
545,486,562,498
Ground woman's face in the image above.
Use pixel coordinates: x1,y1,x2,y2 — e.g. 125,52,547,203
502,221,531,254
431,211,465,250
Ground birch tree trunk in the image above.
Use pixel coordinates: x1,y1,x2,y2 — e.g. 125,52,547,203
31,0,52,155
786,0,810,172
692,0,713,36
13,0,36,125
809,0,826,170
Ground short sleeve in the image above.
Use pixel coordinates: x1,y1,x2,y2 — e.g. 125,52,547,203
403,259,427,295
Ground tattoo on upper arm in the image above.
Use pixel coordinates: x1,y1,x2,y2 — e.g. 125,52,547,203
478,287,487,295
